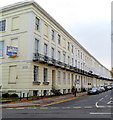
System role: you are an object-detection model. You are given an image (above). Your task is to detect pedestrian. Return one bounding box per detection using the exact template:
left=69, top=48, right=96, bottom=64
left=74, top=88, right=77, bottom=97
left=72, top=86, right=75, bottom=95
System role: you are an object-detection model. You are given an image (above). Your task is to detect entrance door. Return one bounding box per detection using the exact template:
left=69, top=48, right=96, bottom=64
left=52, top=70, right=55, bottom=88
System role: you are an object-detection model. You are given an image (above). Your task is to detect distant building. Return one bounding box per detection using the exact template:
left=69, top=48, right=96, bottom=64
left=0, top=1, right=112, bottom=97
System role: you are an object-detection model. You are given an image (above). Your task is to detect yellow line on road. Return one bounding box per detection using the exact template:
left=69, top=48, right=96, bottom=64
left=42, top=95, right=87, bottom=107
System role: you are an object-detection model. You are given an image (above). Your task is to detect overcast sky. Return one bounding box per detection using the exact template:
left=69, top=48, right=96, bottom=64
left=0, top=0, right=112, bottom=70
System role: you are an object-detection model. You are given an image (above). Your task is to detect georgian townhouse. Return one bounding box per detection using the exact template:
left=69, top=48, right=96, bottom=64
left=0, top=0, right=112, bottom=97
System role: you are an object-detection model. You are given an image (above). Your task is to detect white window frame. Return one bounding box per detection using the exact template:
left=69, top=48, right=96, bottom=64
left=0, top=41, right=4, bottom=57
left=44, top=68, right=48, bottom=82
left=63, top=72, right=66, bottom=84
left=57, top=71, right=61, bottom=84
left=51, top=30, right=54, bottom=40
left=44, top=43, right=48, bottom=56
left=35, top=39, right=39, bottom=53
left=36, top=17, right=40, bottom=30
left=58, top=51, right=61, bottom=61
left=58, top=34, right=61, bottom=44
left=34, top=66, right=39, bottom=82
left=0, top=20, right=6, bottom=31
left=51, top=47, right=54, bottom=59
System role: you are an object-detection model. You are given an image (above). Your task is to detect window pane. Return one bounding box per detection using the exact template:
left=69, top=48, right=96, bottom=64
left=34, top=66, right=38, bottom=81
left=0, top=41, right=4, bottom=57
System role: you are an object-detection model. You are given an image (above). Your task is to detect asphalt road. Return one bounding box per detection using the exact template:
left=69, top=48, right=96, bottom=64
left=2, top=90, right=113, bottom=120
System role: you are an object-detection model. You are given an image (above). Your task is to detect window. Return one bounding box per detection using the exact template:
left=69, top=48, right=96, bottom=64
left=58, top=34, right=61, bottom=44
left=35, top=39, right=39, bottom=53
left=72, top=45, right=73, bottom=53
left=63, top=72, right=66, bottom=84
left=57, top=71, right=61, bottom=84
left=75, top=48, right=77, bottom=56
left=72, top=58, right=74, bottom=66
left=0, top=41, right=4, bottom=57
left=33, top=90, right=38, bottom=96
left=44, top=68, right=47, bottom=82
left=81, top=63, right=82, bottom=69
left=35, top=17, right=40, bottom=30
left=78, top=61, right=80, bottom=68
left=68, top=56, right=70, bottom=65
left=78, top=50, right=80, bottom=57
left=75, top=60, right=77, bottom=67
left=44, top=43, right=48, bottom=56
left=34, top=66, right=39, bottom=82
left=81, top=52, right=82, bottom=59
left=68, top=42, right=70, bottom=50
left=51, top=47, right=54, bottom=59
left=0, top=20, right=6, bottom=31
left=51, top=30, right=54, bottom=40
left=68, top=73, right=70, bottom=84
left=58, top=51, right=60, bottom=61
left=63, top=53, right=66, bottom=63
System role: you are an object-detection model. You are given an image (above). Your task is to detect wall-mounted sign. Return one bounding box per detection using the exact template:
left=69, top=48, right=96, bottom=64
left=77, top=79, right=80, bottom=84
left=21, top=66, right=30, bottom=69
left=7, top=46, right=18, bottom=56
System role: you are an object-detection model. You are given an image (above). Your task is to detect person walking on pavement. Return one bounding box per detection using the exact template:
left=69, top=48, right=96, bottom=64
left=72, top=86, right=77, bottom=97
left=74, top=88, right=77, bottom=97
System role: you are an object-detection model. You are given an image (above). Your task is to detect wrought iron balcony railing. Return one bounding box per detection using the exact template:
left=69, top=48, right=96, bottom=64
left=33, top=52, right=112, bottom=81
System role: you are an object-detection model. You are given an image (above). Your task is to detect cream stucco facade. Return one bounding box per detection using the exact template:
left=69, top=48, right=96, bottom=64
left=0, top=1, right=112, bottom=97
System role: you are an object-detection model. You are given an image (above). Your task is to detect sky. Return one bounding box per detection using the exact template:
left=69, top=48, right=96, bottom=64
left=0, top=0, right=112, bottom=70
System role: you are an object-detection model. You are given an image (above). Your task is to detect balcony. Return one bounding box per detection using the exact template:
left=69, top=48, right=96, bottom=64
left=33, top=52, right=111, bottom=80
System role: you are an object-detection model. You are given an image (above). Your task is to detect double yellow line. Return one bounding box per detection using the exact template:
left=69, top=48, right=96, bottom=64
left=42, top=95, right=87, bottom=107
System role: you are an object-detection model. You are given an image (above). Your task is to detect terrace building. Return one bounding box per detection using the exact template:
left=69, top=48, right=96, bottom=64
left=0, top=1, right=112, bottom=97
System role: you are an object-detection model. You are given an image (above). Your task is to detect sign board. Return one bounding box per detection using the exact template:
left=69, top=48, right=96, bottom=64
left=7, top=46, right=18, bottom=56
left=77, top=79, right=80, bottom=84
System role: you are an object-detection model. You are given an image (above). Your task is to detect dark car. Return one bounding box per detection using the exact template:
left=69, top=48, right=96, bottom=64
left=87, top=88, right=99, bottom=95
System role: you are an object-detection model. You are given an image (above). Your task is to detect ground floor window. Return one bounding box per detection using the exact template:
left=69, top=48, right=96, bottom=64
left=34, top=66, right=39, bottom=82
left=33, top=90, right=38, bottom=96
left=63, top=89, right=66, bottom=94
left=44, top=68, right=48, bottom=82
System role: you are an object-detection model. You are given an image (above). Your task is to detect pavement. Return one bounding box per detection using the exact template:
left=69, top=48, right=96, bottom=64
left=0, top=92, right=87, bottom=108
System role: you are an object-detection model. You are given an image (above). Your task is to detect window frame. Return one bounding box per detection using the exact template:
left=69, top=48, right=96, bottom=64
left=0, top=41, right=4, bottom=57
left=35, top=17, right=40, bottom=30
left=58, top=34, right=61, bottom=44
left=0, top=20, right=6, bottom=32
left=34, top=66, right=39, bottom=82
left=43, top=68, right=48, bottom=82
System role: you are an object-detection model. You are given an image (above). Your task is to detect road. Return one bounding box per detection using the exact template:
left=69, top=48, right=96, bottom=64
left=2, top=90, right=113, bottom=120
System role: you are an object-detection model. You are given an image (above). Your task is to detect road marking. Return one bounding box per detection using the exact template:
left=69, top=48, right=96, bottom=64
left=99, top=98, right=103, bottom=101
left=50, top=107, right=58, bottom=109
left=84, top=106, right=92, bottom=108
left=73, top=107, right=81, bottom=109
left=41, top=95, right=87, bottom=107
left=90, top=112, right=113, bottom=115
left=95, top=102, right=106, bottom=108
left=110, top=97, right=112, bottom=100
left=15, top=108, right=24, bottom=109
left=40, top=107, right=48, bottom=109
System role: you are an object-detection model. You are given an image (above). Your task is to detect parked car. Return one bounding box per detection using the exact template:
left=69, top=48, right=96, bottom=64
left=107, top=85, right=112, bottom=90
left=99, top=86, right=105, bottom=92
left=87, top=88, right=99, bottom=95
left=97, top=87, right=103, bottom=93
